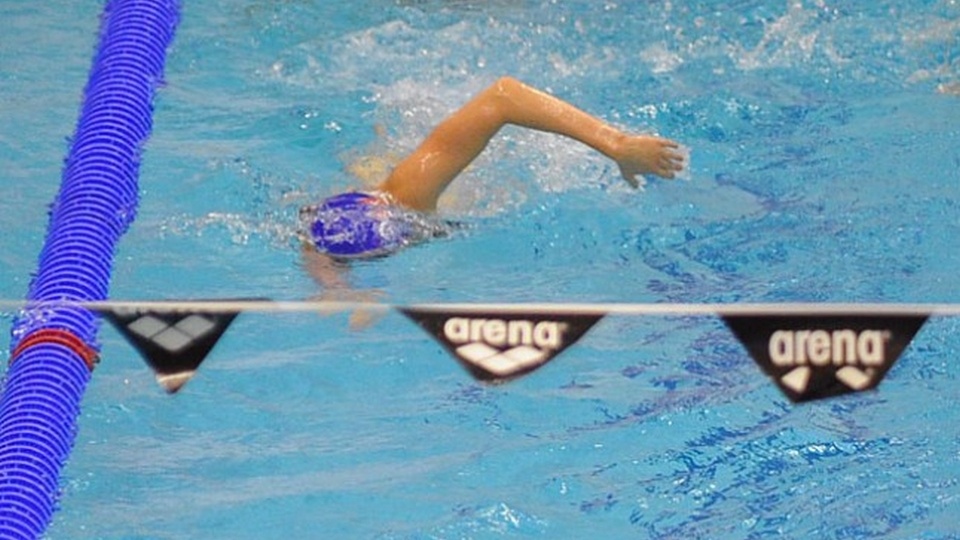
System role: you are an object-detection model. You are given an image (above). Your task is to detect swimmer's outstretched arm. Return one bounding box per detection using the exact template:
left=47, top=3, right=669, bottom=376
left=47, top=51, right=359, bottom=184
left=377, top=76, right=685, bottom=212
left=300, top=245, right=385, bottom=329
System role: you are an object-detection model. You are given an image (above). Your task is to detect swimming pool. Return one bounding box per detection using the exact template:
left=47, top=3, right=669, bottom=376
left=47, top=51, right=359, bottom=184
left=2, top=0, right=959, bottom=538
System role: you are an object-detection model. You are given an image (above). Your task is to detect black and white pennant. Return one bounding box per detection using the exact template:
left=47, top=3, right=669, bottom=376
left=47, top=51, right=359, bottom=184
left=722, top=313, right=929, bottom=402
left=401, top=307, right=604, bottom=382
left=101, top=302, right=245, bottom=393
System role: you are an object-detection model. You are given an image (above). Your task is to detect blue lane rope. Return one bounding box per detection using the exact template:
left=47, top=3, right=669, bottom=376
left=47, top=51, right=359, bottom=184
left=0, top=1, right=179, bottom=537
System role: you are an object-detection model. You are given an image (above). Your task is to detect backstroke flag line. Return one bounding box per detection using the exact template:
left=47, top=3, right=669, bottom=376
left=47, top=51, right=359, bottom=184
left=8, top=298, right=937, bottom=401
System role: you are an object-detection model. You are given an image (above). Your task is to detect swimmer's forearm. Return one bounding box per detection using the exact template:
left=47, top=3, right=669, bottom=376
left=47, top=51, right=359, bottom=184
left=492, top=77, right=683, bottom=182
left=489, top=76, right=625, bottom=159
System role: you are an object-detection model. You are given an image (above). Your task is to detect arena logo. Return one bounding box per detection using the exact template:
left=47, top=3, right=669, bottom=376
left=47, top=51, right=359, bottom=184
left=723, top=314, right=929, bottom=403
left=102, top=304, right=244, bottom=394
left=768, top=328, right=890, bottom=367
left=443, top=317, right=566, bottom=350
left=402, top=308, right=604, bottom=381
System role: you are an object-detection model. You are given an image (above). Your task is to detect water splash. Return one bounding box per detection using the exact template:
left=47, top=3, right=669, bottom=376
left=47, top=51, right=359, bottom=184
left=734, top=1, right=821, bottom=70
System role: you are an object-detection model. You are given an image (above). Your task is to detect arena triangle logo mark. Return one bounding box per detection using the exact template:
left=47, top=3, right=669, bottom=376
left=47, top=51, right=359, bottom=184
left=400, top=308, right=604, bottom=382
left=100, top=301, right=251, bottom=393
left=722, top=313, right=929, bottom=403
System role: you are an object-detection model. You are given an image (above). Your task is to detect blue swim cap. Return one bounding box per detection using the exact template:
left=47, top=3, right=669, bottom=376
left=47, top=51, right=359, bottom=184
left=304, top=192, right=413, bottom=258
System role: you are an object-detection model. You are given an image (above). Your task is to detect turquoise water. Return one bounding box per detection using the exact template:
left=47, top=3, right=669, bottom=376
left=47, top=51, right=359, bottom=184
left=2, top=0, right=960, bottom=538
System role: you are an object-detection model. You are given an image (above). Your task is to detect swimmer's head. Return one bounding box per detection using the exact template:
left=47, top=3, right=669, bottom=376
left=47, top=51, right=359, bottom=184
left=301, top=192, right=412, bottom=259
left=301, top=191, right=461, bottom=260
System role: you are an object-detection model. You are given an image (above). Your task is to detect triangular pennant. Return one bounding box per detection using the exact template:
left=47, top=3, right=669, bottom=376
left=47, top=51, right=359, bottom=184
left=722, top=313, right=929, bottom=402
left=400, top=307, right=604, bottom=382
left=101, top=302, right=248, bottom=393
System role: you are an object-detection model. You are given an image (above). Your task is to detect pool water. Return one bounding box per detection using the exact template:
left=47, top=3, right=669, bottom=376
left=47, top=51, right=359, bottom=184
left=2, top=0, right=959, bottom=538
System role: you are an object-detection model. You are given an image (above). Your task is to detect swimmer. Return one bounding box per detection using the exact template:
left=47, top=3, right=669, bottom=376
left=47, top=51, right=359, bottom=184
left=301, top=76, right=686, bottom=310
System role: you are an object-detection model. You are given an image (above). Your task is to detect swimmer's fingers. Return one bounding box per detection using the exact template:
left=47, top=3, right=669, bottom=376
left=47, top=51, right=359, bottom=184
left=619, top=166, right=643, bottom=189
left=347, top=289, right=388, bottom=330
left=660, top=154, right=685, bottom=178
left=308, top=289, right=386, bottom=319
left=349, top=308, right=387, bottom=331
left=307, top=292, right=352, bottom=317
left=662, top=146, right=684, bottom=165
left=657, top=142, right=688, bottom=179
left=658, top=138, right=680, bottom=150
left=613, top=135, right=685, bottom=186
left=619, top=156, right=684, bottom=185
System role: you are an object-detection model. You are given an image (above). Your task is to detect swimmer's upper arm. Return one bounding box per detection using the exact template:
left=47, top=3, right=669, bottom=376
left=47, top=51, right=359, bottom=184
left=378, top=81, right=511, bottom=212
left=377, top=134, right=458, bottom=212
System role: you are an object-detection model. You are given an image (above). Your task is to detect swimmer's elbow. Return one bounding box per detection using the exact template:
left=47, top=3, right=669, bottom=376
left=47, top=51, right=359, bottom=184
left=492, top=76, right=523, bottom=97
left=483, top=76, right=528, bottom=124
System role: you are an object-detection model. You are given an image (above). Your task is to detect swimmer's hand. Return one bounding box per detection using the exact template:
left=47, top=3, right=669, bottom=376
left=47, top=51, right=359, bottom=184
left=309, top=289, right=387, bottom=330
left=612, top=135, right=686, bottom=188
